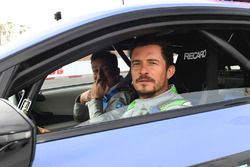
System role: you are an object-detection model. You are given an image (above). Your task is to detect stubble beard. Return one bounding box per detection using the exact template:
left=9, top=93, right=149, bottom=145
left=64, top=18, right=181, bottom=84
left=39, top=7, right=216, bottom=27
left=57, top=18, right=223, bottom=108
left=137, top=82, right=168, bottom=99
left=136, top=84, right=158, bottom=99
left=138, top=91, right=156, bottom=99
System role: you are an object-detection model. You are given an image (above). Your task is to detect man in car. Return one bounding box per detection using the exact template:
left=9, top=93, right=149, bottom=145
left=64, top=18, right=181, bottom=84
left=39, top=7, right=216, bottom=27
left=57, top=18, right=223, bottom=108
left=73, top=50, right=136, bottom=122
left=122, top=37, right=191, bottom=118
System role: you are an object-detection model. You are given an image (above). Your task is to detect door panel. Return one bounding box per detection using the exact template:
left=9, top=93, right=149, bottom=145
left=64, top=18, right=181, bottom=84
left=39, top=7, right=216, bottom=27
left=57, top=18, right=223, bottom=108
left=32, top=84, right=91, bottom=128
left=35, top=85, right=91, bottom=116
left=33, top=104, right=250, bottom=167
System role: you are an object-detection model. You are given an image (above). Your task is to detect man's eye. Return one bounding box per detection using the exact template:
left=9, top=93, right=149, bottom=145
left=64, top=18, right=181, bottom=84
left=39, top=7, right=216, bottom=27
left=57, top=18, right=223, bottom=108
left=149, top=61, right=158, bottom=65
left=132, top=62, right=140, bottom=66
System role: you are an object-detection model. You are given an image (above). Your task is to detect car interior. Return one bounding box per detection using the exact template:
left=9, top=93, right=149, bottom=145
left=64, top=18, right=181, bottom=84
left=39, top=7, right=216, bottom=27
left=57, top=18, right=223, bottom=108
left=7, top=28, right=250, bottom=134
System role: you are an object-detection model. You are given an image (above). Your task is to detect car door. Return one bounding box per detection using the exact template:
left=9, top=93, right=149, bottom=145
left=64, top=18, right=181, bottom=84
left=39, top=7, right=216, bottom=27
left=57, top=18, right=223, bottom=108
left=34, top=104, right=250, bottom=167
left=1, top=2, right=250, bottom=167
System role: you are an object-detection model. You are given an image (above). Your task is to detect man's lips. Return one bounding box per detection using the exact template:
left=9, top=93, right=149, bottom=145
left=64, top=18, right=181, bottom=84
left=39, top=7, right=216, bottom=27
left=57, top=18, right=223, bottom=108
left=137, top=79, right=152, bottom=82
left=136, top=76, right=154, bottom=83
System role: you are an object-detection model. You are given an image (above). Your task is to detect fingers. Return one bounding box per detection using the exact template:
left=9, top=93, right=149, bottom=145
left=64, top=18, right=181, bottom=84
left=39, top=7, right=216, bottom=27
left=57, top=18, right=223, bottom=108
left=80, top=90, right=92, bottom=103
left=91, top=82, right=108, bottom=99
left=81, top=81, right=109, bottom=102
left=38, top=127, right=50, bottom=134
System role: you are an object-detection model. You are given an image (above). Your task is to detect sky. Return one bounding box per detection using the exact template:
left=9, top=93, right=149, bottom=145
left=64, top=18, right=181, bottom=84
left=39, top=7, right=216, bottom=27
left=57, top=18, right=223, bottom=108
left=0, top=0, right=123, bottom=29
left=0, top=0, right=219, bottom=31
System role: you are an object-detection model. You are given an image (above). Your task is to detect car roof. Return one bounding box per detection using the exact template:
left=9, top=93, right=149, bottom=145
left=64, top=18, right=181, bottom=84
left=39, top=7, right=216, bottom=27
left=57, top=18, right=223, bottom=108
left=0, top=0, right=250, bottom=61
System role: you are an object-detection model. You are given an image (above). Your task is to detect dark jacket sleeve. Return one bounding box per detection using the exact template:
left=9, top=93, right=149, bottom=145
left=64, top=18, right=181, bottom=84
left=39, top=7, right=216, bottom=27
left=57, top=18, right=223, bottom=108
left=73, top=95, right=90, bottom=122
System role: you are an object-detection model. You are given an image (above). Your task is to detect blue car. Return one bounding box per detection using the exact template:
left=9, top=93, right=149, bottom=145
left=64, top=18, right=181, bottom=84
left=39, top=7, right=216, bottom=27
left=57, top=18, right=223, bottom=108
left=1, top=1, right=250, bottom=166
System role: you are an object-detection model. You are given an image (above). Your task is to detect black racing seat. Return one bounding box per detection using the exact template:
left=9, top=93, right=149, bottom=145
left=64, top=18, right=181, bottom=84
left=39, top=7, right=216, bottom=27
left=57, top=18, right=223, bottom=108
left=170, top=31, right=218, bottom=94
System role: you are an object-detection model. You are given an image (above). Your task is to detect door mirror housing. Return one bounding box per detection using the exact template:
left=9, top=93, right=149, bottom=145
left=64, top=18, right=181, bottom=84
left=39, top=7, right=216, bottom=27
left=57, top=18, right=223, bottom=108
left=0, top=99, right=36, bottom=167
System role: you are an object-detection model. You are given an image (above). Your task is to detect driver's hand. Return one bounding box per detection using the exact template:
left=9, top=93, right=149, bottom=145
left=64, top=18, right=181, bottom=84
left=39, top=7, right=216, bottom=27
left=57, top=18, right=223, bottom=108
left=38, top=127, right=50, bottom=134
left=91, top=80, right=109, bottom=99
left=80, top=90, right=92, bottom=103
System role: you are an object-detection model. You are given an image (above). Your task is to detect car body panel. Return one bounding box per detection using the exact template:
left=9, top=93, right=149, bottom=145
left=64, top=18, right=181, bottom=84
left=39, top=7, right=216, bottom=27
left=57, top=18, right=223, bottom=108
left=33, top=104, right=250, bottom=167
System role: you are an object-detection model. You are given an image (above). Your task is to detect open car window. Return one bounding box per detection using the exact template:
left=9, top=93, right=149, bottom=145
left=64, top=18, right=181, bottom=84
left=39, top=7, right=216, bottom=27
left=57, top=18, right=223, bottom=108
left=26, top=51, right=131, bottom=131
left=4, top=11, right=250, bottom=137
left=28, top=30, right=250, bottom=132
left=15, top=31, right=249, bottom=132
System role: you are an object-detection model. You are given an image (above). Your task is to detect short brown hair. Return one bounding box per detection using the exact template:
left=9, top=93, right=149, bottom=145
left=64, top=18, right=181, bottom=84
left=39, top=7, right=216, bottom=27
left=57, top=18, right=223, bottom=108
left=130, top=36, right=174, bottom=67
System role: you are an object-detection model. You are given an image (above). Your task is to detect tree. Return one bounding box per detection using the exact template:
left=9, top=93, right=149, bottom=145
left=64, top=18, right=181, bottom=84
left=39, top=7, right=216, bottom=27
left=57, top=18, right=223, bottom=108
left=0, top=23, right=7, bottom=46
left=0, top=22, right=29, bottom=46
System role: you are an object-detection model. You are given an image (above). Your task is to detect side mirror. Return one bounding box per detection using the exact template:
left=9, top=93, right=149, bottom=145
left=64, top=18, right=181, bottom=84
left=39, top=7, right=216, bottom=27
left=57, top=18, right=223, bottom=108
left=0, top=98, right=36, bottom=167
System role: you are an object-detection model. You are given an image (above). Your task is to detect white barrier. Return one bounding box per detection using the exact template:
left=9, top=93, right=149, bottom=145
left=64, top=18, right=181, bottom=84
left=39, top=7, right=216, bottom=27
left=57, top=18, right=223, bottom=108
left=47, top=58, right=129, bottom=78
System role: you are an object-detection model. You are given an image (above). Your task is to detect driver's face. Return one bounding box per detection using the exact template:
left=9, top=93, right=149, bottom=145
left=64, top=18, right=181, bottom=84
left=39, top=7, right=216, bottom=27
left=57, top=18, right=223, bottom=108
left=131, top=44, right=174, bottom=99
left=91, top=58, right=118, bottom=88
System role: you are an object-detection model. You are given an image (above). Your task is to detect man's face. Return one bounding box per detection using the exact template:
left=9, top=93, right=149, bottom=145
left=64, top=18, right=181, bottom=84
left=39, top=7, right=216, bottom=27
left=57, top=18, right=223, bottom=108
left=131, top=44, right=175, bottom=99
left=91, top=58, right=119, bottom=88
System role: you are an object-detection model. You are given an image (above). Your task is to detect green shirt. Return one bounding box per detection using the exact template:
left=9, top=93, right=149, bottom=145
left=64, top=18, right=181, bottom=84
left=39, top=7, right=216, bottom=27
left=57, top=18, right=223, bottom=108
left=122, top=85, right=191, bottom=118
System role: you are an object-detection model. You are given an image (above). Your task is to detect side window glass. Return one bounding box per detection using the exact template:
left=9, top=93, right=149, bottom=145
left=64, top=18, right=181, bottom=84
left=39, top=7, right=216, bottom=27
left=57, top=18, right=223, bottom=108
left=42, top=53, right=129, bottom=90
left=42, top=56, right=93, bottom=90
left=33, top=52, right=130, bottom=133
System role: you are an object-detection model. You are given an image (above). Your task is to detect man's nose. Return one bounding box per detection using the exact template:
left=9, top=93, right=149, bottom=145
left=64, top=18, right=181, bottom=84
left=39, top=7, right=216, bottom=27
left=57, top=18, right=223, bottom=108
left=139, top=63, right=148, bottom=74
left=97, top=68, right=105, bottom=78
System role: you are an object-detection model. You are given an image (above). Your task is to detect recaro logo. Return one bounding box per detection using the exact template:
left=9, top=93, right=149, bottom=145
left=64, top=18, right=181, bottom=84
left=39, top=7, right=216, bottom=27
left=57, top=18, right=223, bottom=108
left=183, top=49, right=206, bottom=60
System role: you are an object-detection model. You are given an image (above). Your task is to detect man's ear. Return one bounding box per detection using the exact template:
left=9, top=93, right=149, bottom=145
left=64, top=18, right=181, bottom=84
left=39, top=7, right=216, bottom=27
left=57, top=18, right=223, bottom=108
left=167, top=65, right=175, bottom=79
